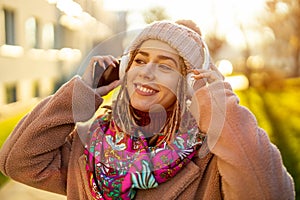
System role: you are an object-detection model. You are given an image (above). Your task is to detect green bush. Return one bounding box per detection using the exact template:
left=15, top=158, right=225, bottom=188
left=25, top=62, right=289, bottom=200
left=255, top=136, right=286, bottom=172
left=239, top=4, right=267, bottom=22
left=236, top=79, right=300, bottom=199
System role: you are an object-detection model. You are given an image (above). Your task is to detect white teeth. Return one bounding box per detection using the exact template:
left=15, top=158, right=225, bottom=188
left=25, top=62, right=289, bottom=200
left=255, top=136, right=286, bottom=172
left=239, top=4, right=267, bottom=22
left=137, top=85, right=155, bottom=94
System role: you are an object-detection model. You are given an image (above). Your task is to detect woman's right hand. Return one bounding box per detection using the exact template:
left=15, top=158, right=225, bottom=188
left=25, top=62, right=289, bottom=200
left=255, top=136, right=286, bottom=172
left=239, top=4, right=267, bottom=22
left=81, top=55, right=120, bottom=96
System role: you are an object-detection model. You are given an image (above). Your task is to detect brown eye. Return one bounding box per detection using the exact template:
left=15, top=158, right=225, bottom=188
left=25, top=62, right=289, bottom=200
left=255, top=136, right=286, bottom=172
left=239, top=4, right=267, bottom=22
left=134, top=58, right=146, bottom=65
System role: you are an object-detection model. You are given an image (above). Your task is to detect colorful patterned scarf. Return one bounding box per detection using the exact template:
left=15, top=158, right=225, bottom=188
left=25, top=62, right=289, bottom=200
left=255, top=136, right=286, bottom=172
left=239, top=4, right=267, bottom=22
left=84, top=113, right=202, bottom=200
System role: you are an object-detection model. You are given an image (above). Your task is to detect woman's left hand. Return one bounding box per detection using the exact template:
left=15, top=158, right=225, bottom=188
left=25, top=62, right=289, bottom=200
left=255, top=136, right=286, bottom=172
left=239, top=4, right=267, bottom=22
left=189, top=63, right=224, bottom=85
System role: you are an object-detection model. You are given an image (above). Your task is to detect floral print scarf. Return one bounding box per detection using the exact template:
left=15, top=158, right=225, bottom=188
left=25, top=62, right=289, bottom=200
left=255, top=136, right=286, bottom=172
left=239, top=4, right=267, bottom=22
left=84, top=114, right=202, bottom=200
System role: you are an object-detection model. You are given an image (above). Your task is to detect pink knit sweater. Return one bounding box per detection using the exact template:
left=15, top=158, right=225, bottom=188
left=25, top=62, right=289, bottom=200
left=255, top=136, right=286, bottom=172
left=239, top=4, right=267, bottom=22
left=0, top=76, right=295, bottom=200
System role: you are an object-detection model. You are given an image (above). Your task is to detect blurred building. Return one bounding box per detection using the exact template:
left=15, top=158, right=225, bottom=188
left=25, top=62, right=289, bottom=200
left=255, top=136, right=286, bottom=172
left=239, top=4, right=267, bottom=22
left=0, top=0, right=126, bottom=106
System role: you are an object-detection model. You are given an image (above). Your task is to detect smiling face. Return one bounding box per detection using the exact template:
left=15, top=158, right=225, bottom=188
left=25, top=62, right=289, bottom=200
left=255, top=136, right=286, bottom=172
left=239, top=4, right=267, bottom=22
left=126, top=40, right=182, bottom=112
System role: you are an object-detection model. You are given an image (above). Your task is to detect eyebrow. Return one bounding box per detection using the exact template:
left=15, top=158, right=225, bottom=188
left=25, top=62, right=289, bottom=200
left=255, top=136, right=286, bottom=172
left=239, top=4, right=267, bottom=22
left=137, top=51, right=178, bottom=67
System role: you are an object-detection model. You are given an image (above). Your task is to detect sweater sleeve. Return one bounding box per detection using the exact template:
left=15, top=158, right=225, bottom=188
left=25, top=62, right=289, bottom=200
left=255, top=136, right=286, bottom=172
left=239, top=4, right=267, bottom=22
left=0, top=76, right=103, bottom=195
left=190, top=81, right=295, bottom=199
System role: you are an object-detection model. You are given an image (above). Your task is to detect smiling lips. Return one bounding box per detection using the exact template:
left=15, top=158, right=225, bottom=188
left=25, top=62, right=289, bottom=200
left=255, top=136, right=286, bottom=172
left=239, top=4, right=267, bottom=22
left=135, top=83, right=158, bottom=96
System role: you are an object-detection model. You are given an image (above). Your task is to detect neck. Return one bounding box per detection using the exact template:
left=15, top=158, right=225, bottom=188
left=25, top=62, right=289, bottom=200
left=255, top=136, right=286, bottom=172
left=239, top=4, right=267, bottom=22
left=130, top=105, right=173, bottom=137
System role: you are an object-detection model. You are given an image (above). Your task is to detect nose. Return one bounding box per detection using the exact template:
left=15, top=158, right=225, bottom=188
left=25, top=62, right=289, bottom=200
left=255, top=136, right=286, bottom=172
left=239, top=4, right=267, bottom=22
left=138, top=62, right=155, bottom=80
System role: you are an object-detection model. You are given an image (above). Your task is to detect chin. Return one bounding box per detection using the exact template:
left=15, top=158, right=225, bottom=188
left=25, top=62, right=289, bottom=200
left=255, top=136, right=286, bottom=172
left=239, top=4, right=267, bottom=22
left=131, top=103, right=150, bottom=112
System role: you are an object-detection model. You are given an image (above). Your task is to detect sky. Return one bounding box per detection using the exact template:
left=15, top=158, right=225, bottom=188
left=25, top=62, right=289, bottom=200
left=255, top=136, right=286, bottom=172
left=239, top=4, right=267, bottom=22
left=103, top=0, right=267, bottom=48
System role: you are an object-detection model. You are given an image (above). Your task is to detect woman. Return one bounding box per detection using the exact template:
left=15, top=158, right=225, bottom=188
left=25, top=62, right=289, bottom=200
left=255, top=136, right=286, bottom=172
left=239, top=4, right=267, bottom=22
left=0, top=20, right=295, bottom=199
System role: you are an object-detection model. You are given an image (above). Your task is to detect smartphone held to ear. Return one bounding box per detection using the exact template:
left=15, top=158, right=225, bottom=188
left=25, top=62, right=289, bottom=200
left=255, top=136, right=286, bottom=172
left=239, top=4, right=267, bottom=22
left=93, top=60, right=120, bottom=88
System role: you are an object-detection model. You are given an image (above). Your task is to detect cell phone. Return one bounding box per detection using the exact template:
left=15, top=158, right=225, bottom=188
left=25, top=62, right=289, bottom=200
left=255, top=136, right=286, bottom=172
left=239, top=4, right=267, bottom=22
left=93, top=60, right=120, bottom=88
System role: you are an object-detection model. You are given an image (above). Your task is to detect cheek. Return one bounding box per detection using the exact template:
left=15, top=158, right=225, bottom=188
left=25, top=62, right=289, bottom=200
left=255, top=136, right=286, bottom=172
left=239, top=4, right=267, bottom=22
left=126, top=69, right=135, bottom=81
left=160, top=87, right=177, bottom=109
left=158, top=76, right=181, bottom=94
left=163, top=89, right=177, bottom=101
left=125, top=71, right=136, bottom=92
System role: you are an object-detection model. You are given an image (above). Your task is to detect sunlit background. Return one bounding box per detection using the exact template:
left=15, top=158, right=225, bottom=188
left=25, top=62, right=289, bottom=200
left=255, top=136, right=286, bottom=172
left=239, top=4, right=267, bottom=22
left=0, top=0, right=299, bottom=199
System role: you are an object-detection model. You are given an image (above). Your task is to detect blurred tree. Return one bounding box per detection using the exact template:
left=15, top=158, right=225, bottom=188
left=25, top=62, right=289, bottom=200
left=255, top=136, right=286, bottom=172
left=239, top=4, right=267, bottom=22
left=142, top=6, right=170, bottom=24
left=259, top=2, right=300, bottom=196
left=205, top=34, right=226, bottom=60
left=262, top=0, right=300, bottom=77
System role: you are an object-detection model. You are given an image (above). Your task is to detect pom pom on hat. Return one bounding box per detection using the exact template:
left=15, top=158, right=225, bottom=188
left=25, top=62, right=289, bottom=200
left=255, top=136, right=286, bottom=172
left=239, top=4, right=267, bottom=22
left=175, top=19, right=202, bottom=36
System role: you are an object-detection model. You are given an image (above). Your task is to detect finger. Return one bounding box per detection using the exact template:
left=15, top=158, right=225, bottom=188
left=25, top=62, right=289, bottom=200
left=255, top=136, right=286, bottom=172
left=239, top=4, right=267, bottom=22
left=89, top=55, right=112, bottom=67
left=210, top=63, right=225, bottom=80
left=84, top=55, right=119, bottom=88
left=107, top=55, right=120, bottom=67
left=193, top=79, right=206, bottom=90
left=96, top=80, right=120, bottom=96
left=84, top=56, right=107, bottom=87
left=97, top=56, right=119, bottom=69
left=188, top=69, right=209, bottom=75
left=193, top=72, right=220, bottom=84
left=210, top=63, right=218, bottom=71
left=89, top=56, right=103, bottom=67
left=88, top=57, right=96, bottom=67
left=193, top=72, right=213, bottom=80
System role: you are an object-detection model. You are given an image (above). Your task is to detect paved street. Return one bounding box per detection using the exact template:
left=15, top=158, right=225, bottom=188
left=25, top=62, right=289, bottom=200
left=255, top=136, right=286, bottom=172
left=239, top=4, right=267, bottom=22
left=0, top=180, right=66, bottom=200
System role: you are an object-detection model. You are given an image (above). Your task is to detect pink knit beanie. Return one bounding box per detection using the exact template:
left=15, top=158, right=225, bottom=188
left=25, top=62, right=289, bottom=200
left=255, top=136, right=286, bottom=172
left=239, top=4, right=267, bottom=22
left=120, top=20, right=210, bottom=75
